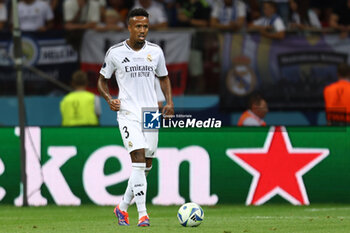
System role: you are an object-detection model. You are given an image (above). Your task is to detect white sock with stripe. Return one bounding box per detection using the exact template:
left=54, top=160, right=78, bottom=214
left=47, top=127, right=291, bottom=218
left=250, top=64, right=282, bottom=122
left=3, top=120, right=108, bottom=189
left=119, top=165, right=152, bottom=212
left=130, top=163, right=148, bottom=219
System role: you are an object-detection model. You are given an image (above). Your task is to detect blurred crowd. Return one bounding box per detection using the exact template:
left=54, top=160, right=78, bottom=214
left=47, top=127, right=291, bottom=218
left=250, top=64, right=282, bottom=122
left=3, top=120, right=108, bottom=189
left=0, top=0, right=350, bottom=37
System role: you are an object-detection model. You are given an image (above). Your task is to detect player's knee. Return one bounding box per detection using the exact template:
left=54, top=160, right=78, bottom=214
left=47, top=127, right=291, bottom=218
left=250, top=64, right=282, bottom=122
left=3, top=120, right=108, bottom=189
left=130, top=149, right=146, bottom=162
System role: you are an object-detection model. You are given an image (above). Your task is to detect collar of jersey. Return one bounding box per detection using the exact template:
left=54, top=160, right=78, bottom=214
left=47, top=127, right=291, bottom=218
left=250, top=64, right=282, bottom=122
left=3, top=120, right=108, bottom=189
left=124, top=40, right=147, bottom=52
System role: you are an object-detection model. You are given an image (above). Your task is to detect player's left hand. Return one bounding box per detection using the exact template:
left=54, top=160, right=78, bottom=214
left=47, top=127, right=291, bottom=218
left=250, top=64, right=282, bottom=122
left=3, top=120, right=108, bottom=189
left=162, top=103, right=174, bottom=119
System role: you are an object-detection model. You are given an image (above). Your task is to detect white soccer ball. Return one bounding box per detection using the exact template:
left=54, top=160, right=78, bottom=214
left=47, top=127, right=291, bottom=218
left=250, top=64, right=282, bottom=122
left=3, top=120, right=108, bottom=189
left=177, top=202, right=204, bottom=227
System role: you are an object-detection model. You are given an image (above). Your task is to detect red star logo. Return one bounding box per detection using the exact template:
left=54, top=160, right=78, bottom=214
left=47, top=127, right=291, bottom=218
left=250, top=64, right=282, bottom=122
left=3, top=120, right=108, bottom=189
left=226, top=126, right=329, bottom=205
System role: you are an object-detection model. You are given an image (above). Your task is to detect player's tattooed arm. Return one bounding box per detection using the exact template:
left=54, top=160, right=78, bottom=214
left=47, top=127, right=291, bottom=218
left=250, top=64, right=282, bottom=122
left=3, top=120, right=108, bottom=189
left=158, top=76, right=174, bottom=118
left=97, top=74, right=120, bottom=111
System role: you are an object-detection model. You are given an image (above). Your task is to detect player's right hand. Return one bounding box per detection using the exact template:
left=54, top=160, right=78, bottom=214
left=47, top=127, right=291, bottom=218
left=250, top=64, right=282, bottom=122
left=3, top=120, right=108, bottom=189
left=108, top=99, right=120, bottom=111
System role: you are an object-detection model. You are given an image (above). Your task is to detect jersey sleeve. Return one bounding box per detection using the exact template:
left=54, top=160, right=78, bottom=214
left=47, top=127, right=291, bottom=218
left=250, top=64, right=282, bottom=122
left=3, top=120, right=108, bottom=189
left=63, top=1, right=75, bottom=22
left=273, top=18, right=286, bottom=32
left=211, top=2, right=221, bottom=19
left=237, top=1, right=247, bottom=18
left=99, top=50, right=116, bottom=79
left=42, top=2, right=54, bottom=21
left=0, top=5, right=7, bottom=22
left=253, top=18, right=264, bottom=26
left=155, top=49, right=168, bottom=77
left=87, top=1, right=100, bottom=23
left=308, top=10, right=321, bottom=29
left=154, top=7, right=168, bottom=24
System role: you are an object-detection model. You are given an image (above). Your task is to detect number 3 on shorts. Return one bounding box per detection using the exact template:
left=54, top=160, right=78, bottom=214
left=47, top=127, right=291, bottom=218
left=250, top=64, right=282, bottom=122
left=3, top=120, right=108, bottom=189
left=122, top=126, right=129, bottom=139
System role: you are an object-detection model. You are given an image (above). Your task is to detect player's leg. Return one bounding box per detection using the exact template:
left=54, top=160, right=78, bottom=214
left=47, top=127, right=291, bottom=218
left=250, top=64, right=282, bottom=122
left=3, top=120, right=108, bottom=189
left=130, top=132, right=157, bottom=226
left=115, top=119, right=148, bottom=226
left=116, top=120, right=156, bottom=226
left=118, top=157, right=152, bottom=214
left=116, top=149, right=148, bottom=226
left=133, top=132, right=157, bottom=226
left=129, top=149, right=150, bottom=226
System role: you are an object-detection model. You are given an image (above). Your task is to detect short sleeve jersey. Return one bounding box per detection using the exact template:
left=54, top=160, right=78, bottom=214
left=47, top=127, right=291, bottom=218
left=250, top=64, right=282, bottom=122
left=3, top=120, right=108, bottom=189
left=211, top=0, right=246, bottom=25
left=0, top=3, right=7, bottom=22
left=133, top=1, right=168, bottom=26
left=290, top=10, right=321, bottom=29
left=100, top=40, right=168, bottom=122
left=18, top=1, right=54, bottom=31
left=253, top=15, right=286, bottom=32
left=64, top=0, right=100, bottom=23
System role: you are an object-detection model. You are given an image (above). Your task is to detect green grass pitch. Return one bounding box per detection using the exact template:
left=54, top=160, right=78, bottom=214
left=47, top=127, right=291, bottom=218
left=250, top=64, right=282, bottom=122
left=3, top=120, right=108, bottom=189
left=0, top=204, right=349, bottom=233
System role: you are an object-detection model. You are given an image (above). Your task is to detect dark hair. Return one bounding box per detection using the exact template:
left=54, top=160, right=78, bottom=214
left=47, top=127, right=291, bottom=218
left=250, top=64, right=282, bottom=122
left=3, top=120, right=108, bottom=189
left=71, top=70, right=88, bottom=88
left=337, top=63, right=349, bottom=77
left=127, top=8, right=149, bottom=24
left=248, top=92, right=265, bottom=109
left=263, top=1, right=277, bottom=11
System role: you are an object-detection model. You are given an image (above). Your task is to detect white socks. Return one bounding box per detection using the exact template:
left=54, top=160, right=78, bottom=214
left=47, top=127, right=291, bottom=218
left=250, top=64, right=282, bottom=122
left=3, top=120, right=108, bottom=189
left=131, top=163, right=147, bottom=219
left=120, top=163, right=148, bottom=219
left=119, top=165, right=152, bottom=214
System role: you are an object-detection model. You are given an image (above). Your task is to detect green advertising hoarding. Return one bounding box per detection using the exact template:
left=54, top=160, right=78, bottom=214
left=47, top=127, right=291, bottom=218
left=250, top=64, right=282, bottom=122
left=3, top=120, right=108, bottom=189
left=0, top=126, right=349, bottom=206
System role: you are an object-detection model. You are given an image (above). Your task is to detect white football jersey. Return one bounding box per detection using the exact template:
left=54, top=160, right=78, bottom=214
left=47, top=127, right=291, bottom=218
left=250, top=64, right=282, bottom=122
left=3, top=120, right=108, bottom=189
left=18, top=1, right=54, bottom=31
left=100, top=40, right=168, bottom=122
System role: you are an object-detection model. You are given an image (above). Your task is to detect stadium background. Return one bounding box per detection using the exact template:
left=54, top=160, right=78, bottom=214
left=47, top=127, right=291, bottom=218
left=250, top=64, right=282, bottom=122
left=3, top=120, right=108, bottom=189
left=1, top=29, right=345, bottom=126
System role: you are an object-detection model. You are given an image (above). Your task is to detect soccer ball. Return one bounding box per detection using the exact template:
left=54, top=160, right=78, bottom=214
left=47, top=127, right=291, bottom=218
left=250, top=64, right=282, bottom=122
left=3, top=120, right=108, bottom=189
left=177, top=202, right=204, bottom=227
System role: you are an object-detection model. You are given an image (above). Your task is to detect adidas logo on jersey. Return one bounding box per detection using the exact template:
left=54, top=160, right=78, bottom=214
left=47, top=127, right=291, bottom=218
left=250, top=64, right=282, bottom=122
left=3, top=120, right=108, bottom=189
left=122, top=57, right=130, bottom=63
left=135, top=191, right=144, bottom=196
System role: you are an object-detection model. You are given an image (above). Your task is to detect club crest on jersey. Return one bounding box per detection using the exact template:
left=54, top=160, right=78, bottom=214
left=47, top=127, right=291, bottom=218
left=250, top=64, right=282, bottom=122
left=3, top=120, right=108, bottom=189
left=143, top=108, right=161, bottom=131
left=128, top=141, right=133, bottom=148
left=147, top=54, right=152, bottom=62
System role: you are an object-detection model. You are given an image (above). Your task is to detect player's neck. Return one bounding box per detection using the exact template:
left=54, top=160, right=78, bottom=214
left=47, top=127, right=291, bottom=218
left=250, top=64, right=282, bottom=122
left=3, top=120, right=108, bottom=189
left=126, top=39, right=145, bottom=51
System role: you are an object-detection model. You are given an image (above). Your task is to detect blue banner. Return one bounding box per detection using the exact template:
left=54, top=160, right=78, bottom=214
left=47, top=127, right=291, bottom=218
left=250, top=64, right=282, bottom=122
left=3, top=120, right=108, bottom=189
left=0, top=31, right=79, bottom=95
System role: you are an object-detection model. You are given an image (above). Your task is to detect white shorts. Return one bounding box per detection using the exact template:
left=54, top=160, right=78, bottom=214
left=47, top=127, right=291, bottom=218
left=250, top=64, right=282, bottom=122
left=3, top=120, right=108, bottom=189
left=118, top=118, right=158, bottom=158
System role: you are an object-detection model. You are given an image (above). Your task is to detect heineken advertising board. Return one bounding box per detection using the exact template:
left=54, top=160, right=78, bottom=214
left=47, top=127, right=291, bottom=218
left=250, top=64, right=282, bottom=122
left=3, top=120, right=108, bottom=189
left=0, top=127, right=349, bottom=206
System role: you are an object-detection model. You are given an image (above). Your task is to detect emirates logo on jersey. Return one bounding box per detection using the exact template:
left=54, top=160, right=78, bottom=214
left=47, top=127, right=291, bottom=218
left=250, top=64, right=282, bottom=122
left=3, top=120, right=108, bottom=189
left=124, top=65, right=154, bottom=72
left=125, top=65, right=154, bottom=78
